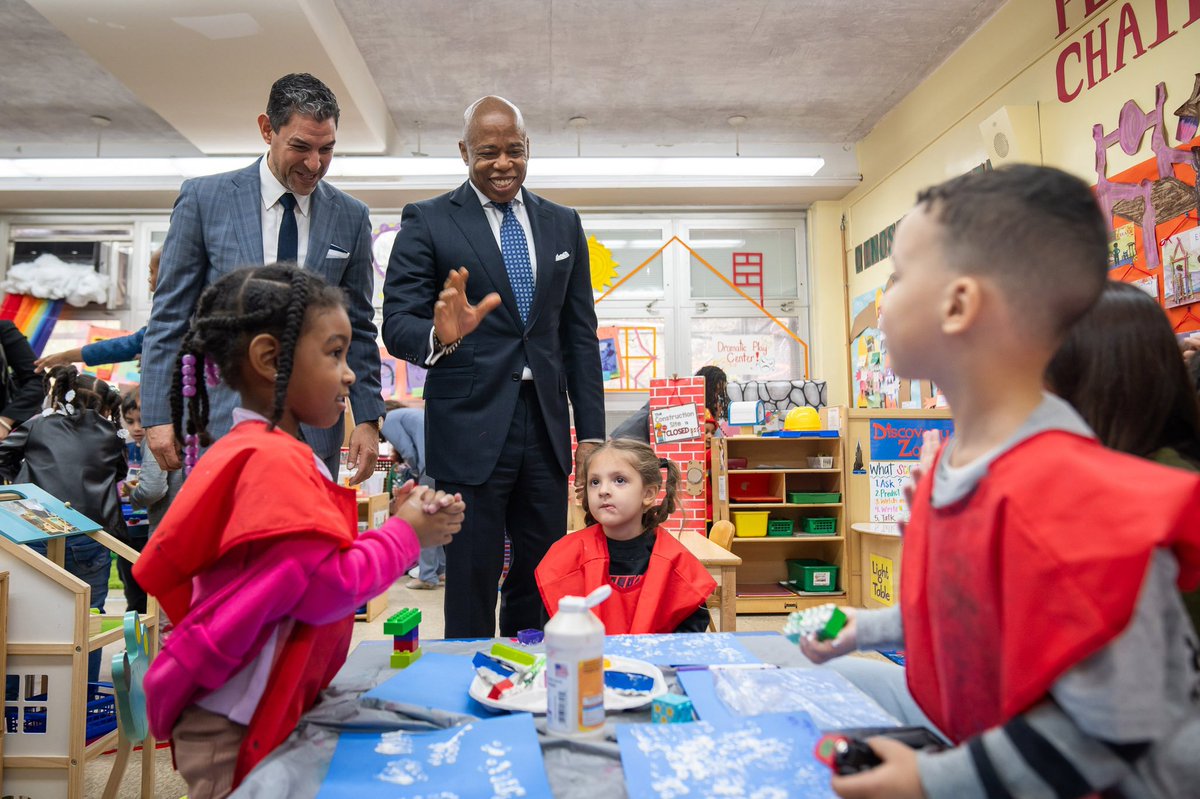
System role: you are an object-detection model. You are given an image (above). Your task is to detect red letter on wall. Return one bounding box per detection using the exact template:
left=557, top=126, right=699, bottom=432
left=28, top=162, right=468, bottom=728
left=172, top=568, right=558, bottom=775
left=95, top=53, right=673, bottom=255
left=1114, top=2, right=1145, bottom=72
left=1056, top=43, right=1084, bottom=102
left=1084, top=19, right=1110, bottom=88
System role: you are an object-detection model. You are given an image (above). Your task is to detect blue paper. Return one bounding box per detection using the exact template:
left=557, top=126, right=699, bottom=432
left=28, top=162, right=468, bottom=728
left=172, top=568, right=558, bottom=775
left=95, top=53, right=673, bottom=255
left=675, top=669, right=737, bottom=727
left=362, top=652, right=496, bottom=718
left=604, top=633, right=760, bottom=666
left=709, top=667, right=899, bottom=730
left=617, top=711, right=836, bottom=799
left=317, top=714, right=552, bottom=799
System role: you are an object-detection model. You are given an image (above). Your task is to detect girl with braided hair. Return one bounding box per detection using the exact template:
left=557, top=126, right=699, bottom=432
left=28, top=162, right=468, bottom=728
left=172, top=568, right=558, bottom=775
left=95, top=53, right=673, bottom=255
left=535, top=438, right=715, bottom=634
left=0, top=365, right=128, bottom=681
left=132, top=265, right=464, bottom=799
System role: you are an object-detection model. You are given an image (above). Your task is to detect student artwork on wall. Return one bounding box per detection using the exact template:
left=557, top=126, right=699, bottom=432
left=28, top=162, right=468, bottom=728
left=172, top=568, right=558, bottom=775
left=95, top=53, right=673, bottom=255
left=369, top=219, right=403, bottom=307
left=1096, top=74, right=1200, bottom=331
left=1109, top=222, right=1137, bottom=268
left=596, top=326, right=623, bottom=382
left=848, top=288, right=944, bottom=409
left=378, top=347, right=426, bottom=401
left=83, top=325, right=141, bottom=386
left=1163, top=228, right=1200, bottom=309
left=588, top=235, right=620, bottom=293
left=598, top=325, right=660, bottom=391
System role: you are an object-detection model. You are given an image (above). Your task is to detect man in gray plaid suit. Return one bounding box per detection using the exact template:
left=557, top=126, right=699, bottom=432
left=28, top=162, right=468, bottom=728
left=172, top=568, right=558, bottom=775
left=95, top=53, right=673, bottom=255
left=140, top=73, right=384, bottom=480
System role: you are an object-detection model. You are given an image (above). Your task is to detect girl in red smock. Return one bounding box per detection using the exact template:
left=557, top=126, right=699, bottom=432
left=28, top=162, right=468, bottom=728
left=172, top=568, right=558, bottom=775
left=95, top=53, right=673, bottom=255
left=536, top=438, right=715, bottom=634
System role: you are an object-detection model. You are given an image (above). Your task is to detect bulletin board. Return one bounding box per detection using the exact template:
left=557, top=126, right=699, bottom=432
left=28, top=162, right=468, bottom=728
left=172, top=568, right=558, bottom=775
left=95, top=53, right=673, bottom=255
left=845, top=409, right=953, bottom=607
left=1094, top=76, right=1200, bottom=331
left=848, top=287, right=945, bottom=409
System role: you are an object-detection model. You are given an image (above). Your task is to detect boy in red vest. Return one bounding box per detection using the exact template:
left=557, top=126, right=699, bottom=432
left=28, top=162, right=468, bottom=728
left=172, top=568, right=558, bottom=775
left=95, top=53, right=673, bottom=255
left=803, top=165, right=1200, bottom=798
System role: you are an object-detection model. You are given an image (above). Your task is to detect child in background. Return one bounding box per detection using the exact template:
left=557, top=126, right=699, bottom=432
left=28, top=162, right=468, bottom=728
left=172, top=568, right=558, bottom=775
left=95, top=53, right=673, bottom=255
left=801, top=166, right=1200, bottom=798
left=0, top=365, right=128, bottom=681
left=120, top=388, right=144, bottom=464
left=113, top=387, right=150, bottom=613
left=382, top=404, right=446, bottom=589
left=536, top=438, right=715, bottom=633
left=133, top=266, right=465, bottom=799
left=1046, top=279, right=1200, bottom=633
left=124, top=386, right=182, bottom=556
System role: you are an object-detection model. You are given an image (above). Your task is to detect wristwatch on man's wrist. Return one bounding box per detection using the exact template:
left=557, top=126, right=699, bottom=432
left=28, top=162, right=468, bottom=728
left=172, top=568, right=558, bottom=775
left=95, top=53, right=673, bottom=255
left=432, top=329, right=461, bottom=356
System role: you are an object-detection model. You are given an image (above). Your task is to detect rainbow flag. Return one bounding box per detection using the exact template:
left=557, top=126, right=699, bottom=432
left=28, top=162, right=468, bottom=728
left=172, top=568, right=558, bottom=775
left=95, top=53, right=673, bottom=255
left=0, top=293, right=65, bottom=356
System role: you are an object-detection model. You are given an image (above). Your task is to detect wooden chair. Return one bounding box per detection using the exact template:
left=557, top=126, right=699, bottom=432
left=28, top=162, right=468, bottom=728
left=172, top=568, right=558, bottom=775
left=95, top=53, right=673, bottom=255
left=705, top=521, right=735, bottom=631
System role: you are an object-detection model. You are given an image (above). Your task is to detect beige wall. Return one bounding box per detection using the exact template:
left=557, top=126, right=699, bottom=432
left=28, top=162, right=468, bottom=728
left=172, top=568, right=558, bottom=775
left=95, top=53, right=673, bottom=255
left=809, top=0, right=1199, bottom=402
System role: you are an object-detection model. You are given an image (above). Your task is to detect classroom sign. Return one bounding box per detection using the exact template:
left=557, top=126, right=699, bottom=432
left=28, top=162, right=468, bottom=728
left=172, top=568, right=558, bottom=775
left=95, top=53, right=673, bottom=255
left=868, top=418, right=955, bottom=461
left=868, top=418, right=954, bottom=522
left=711, top=334, right=778, bottom=373
left=869, top=554, right=895, bottom=607
left=868, top=461, right=912, bottom=523
left=651, top=404, right=702, bottom=445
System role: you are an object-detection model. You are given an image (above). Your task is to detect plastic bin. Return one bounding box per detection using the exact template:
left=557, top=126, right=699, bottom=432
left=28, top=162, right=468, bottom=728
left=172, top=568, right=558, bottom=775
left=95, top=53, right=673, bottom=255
left=787, top=559, right=839, bottom=592
left=14, top=682, right=117, bottom=741
left=730, top=473, right=777, bottom=502
left=806, top=456, right=834, bottom=469
left=800, top=517, right=838, bottom=535
left=766, top=519, right=794, bottom=537
left=732, top=511, right=770, bottom=537
left=787, top=491, right=841, bottom=504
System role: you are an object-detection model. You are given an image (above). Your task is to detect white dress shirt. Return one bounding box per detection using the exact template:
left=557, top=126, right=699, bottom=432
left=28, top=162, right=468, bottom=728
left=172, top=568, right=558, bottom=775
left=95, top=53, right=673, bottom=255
left=259, top=155, right=311, bottom=265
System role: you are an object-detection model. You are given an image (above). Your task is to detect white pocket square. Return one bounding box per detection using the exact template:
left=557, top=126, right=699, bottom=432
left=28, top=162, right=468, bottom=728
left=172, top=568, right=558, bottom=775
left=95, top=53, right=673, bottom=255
left=325, top=247, right=350, bottom=260
left=555, top=251, right=570, bottom=261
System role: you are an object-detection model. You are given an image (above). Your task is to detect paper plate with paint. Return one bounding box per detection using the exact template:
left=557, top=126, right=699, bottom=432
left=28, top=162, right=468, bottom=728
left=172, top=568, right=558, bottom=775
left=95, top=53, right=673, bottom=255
left=468, top=655, right=668, bottom=714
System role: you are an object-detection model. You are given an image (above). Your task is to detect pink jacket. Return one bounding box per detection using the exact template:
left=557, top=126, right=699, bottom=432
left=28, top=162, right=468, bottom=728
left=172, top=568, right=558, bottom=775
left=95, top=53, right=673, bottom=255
left=143, top=517, right=418, bottom=739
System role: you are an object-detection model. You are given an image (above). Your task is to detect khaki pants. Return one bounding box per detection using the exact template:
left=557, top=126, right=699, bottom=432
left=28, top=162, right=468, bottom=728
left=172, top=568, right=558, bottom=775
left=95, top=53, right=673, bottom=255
left=172, top=705, right=247, bottom=799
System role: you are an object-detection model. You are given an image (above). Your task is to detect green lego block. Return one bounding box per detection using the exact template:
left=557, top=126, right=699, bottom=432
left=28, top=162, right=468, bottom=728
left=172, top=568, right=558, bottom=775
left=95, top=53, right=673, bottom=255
left=390, top=647, right=423, bottom=669
left=490, top=642, right=538, bottom=669
left=782, top=604, right=849, bottom=643
left=383, top=608, right=422, bottom=637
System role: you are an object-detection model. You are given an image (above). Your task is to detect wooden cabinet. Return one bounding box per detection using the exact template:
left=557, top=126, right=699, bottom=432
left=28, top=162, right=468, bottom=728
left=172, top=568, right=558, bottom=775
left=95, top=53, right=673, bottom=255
left=711, top=411, right=848, bottom=615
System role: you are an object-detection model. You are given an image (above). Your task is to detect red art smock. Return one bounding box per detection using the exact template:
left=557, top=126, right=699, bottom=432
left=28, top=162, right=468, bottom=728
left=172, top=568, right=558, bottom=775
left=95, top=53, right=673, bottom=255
left=902, top=431, right=1200, bottom=744
left=536, top=524, right=716, bottom=634
left=135, top=421, right=416, bottom=784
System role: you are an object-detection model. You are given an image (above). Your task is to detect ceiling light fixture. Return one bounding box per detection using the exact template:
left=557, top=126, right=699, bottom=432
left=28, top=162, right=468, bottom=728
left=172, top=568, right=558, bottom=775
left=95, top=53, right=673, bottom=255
left=0, top=155, right=829, bottom=188
left=727, top=115, right=747, bottom=157
left=410, top=120, right=428, bottom=157
left=90, top=115, right=112, bottom=158
left=567, top=116, right=589, bottom=157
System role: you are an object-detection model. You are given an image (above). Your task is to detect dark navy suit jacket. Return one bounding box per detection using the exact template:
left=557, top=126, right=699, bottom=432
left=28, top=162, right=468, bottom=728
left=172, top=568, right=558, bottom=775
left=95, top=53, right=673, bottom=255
left=382, top=182, right=604, bottom=485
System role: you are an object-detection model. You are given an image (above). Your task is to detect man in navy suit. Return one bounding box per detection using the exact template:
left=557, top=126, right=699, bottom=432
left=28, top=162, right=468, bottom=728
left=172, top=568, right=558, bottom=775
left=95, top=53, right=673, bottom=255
left=141, top=73, right=384, bottom=479
left=384, top=96, right=605, bottom=637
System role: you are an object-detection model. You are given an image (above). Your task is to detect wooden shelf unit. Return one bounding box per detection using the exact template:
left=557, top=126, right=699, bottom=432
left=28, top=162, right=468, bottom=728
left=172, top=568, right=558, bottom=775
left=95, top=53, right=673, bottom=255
left=712, top=409, right=849, bottom=615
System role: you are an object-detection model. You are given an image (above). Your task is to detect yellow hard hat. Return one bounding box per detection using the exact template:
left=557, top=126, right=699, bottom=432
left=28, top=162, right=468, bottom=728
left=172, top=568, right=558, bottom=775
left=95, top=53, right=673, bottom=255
left=784, top=406, right=820, bottom=431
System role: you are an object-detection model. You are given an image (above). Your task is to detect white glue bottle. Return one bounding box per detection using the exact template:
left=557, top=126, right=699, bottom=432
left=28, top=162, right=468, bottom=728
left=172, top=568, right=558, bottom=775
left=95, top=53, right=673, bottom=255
left=545, top=584, right=611, bottom=738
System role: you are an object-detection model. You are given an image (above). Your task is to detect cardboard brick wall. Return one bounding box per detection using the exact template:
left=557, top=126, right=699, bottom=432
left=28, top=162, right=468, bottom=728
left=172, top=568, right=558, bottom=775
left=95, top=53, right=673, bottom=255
left=649, top=376, right=708, bottom=537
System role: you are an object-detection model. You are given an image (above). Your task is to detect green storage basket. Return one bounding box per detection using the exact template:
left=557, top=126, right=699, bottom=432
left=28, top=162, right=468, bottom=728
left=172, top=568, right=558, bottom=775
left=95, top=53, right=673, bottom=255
left=787, top=559, right=840, bottom=592
left=800, top=517, right=838, bottom=535
left=766, top=519, right=794, bottom=537
left=787, top=491, right=841, bottom=504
